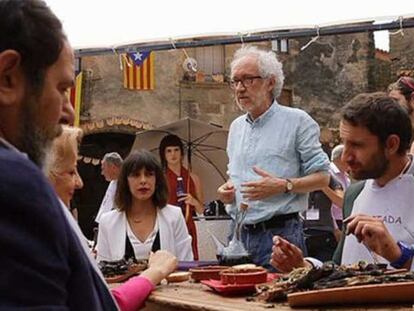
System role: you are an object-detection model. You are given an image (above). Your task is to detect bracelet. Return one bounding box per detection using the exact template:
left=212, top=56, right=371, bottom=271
left=390, top=241, right=414, bottom=269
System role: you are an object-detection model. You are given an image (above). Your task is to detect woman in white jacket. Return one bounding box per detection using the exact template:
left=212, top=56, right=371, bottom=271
left=96, top=150, right=193, bottom=262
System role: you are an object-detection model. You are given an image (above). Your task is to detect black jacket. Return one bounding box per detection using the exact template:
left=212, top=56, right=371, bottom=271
left=0, top=146, right=117, bottom=310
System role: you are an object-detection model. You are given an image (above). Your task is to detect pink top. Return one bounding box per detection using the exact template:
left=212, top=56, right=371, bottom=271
left=111, top=276, right=155, bottom=311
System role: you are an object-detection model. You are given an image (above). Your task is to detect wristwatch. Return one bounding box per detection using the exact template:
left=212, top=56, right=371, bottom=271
left=285, top=179, right=293, bottom=193
left=390, top=241, right=414, bottom=269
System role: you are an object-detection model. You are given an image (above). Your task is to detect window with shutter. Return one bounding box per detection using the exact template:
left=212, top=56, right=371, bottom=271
left=195, top=46, right=225, bottom=75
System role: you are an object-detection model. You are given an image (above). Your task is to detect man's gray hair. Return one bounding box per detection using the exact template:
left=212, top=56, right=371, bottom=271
left=331, top=144, right=344, bottom=161
left=231, top=45, right=285, bottom=98
left=103, top=152, right=123, bottom=167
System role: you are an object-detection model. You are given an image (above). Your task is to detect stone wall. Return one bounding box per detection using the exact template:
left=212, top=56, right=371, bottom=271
left=372, top=49, right=392, bottom=92
left=389, top=27, right=414, bottom=78
left=280, top=32, right=374, bottom=127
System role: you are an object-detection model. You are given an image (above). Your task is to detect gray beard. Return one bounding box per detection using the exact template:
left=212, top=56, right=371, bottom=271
left=17, top=93, right=61, bottom=168
left=18, top=124, right=51, bottom=168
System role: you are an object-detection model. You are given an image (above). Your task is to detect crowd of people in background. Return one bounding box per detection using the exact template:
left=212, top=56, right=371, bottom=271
left=1, top=0, right=414, bottom=309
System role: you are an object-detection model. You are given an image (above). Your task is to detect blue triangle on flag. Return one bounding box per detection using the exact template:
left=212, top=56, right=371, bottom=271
left=127, top=51, right=151, bottom=66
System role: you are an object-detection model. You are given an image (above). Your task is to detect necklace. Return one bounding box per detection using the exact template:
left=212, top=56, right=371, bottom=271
left=128, top=208, right=157, bottom=224
left=131, top=218, right=143, bottom=224
left=398, top=154, right=412, bottom=178
left=127, top=212, right=146, bottom=224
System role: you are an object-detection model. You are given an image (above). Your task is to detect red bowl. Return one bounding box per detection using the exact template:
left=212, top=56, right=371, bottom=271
left=220, top=267, right=267, bottom=285
left=190, top=265, right=228, bottom=281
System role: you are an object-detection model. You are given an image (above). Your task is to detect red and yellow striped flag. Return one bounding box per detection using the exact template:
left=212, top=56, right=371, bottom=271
left=122, top=52, right=155, bottom=90
left=69, top=71, right=83, bottom=127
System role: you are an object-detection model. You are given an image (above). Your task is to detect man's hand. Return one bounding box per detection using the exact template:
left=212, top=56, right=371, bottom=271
left=241, top=166, right=287, bottom=201
left=217, top=180, right=235, bottom=204
left=140, top=250, right=178, bottom=285
left=270, top=236, right=309, bottom=273
left=344, top=214, right=401, bottom=263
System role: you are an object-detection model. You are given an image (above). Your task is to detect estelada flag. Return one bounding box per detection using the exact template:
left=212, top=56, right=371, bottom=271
left=69, top=71, right=83, bottom=127
left=122, top=51, right=155, bottom=90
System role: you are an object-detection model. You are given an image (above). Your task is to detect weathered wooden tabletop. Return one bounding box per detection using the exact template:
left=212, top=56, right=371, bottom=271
left=144, top=281, right=285, bottom=311
left=141, top=281, right=413, bottom=311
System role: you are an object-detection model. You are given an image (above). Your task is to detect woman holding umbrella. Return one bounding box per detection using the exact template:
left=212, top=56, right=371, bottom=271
left=159, top=134, right=205, bottom=260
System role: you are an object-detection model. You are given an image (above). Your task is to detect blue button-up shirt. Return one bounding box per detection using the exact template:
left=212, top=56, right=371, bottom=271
left=226, top=101, right=330, bottom=224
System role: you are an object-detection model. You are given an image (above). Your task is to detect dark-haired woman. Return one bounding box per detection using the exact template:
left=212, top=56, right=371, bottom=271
left=159, top=134, right=204, bottom=260
left=96, top=150, right=193, bottom=263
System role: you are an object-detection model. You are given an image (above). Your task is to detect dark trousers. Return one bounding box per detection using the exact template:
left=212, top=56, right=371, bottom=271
left=304, top=229, right=337, bottom=262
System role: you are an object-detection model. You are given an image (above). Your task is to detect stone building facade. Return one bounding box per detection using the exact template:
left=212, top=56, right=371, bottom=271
left=389, top=27, right=414, bottom=78
left=81, top=47, right=235, bottom=130
left=80, top=32, right=380, bottom=130
left=279, top=32, right=376, bottom=127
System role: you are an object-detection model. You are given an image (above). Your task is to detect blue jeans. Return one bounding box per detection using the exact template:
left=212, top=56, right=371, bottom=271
left=229, top=217, right=306, bottom=271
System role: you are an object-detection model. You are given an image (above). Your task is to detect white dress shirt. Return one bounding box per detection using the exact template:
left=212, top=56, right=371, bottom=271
left=95, top=180, right=117, bottom=223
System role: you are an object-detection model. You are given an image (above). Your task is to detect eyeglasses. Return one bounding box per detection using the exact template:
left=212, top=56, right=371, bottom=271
left=230, top=76, right=263, bottom=89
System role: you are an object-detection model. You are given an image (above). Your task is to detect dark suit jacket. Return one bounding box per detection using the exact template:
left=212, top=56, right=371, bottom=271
left=0, top=146, right=117, bottom=310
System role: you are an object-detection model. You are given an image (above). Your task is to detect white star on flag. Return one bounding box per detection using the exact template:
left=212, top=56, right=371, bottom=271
left=133, top=52, right=143, bottom=61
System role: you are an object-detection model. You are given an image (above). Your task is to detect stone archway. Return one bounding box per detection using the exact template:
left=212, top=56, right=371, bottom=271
left=74, top=117, right=152, bottom=239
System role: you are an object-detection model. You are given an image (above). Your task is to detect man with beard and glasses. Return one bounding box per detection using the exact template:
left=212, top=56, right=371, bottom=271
left=0, top=1, right=177, bottom=310
left=271, top=93, right=414, bottom=272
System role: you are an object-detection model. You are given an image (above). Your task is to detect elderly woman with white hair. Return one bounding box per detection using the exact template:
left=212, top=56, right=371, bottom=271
left=46, top=125, right=84, bottom=219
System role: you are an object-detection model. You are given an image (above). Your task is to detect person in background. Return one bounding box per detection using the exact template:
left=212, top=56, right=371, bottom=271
left=95, top=152, right=123, bottom=223
left=217, top=45, right=330, bottom=269
left=388, top=76, right=414, bottom=153
left=271, top=93, right=414, bottom=272
left=303, top=170, right=343, bottom=262
left=97, top=150, right=193, bottom=263
left=159, top=134, right=204, bottom=260
left=325, top=144, right=350, bottom=233
left=46, top=125, right=83, bottom=219
left=0, top=1, right=177, bottom=309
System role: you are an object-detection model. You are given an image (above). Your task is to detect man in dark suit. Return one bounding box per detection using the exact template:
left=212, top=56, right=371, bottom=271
left=0, top=0, right=117, bottom=309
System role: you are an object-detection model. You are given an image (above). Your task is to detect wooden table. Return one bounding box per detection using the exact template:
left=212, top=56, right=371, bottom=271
left=142, top=281, right=414, bottom=311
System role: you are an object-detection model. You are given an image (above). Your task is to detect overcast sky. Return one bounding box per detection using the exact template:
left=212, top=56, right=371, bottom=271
left=45, top=0, right=414, bottom=50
